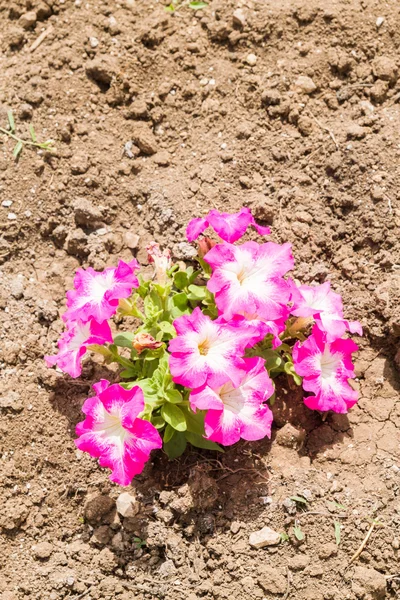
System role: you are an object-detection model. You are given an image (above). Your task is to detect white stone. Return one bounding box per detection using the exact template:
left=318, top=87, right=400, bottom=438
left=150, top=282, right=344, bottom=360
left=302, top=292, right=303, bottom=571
left=116, top=492, right=139, bottom=518
left=233, top=8, right=246, bottom=27
left=249, top=526, right=281, bottom=548
left=7, top=213, right=17, bottom=220
left=2, top=200, right=12, bottom=207
left=295, top=75, right=317, bottom=94
left=245, top=53, right=257, bottom=67
left=376, top=16, right=385, bottom=28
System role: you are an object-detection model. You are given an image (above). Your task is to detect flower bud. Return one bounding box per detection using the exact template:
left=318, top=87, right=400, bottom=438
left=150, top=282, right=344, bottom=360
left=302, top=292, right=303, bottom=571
left=146, top=242, right=172, bottom=285
left=198, top=236, right=217, bottom=259
left=133, top=332, right=162, bottom=354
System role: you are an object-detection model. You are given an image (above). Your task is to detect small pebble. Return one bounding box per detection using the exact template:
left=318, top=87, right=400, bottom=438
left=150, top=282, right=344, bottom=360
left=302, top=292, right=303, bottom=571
left=376, top=16, right=385, bottom=28
left=245, top=53, right=257, bottom=66
left=8, top=213, right=17, bottom=220
left=2, top=200, right=12, bottom=207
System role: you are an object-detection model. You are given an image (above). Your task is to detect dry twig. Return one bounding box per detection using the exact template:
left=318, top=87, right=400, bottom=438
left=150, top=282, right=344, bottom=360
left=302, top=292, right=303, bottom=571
left=349, top=522, right=375, bottom=564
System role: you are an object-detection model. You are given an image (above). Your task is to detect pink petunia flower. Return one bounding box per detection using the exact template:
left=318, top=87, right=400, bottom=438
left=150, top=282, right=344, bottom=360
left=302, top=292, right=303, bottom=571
left=75, top=380, right=162, bottom=486
left=45, top=319, right=113, bottom=378
left=290, top=281, right=362, bottom=341
left=204, top=241, right=294, bottom=321
left=168, top=307, right=265, bottom=389
left=186, top=207, right=270, bottom=244
left=190, top=357, right=274, bottom=445
left=292, top=326, right=358, bottom=414
left=63, top=260, right=140, bottom=324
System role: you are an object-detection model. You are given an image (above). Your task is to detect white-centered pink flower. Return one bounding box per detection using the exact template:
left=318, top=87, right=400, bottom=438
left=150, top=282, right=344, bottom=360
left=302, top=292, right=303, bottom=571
left=290, top=281, right=362, bottom=341
left=204, top=241, right=294, bottom=321
left=292, top=326, right=358, bottom=414
left=190, top=357, right=274, bottom=446
left=168, top=307, right=265, bottom=389
left=186, top=207, right=270, bottom=244
left=63, top=260, right=140, bottom=324
left=45, top=319, right=113, bottom=378
left=75, top=380, right=162, bottom=486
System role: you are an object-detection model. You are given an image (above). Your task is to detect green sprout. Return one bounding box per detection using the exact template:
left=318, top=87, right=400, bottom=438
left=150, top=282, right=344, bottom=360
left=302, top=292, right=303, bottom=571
left=0, top=110, right=55, bottom=159
left=165, top=0, right=208, bottom=13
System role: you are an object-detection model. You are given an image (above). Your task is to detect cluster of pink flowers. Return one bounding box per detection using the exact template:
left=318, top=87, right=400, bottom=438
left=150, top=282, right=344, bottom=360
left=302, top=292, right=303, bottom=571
left=45, top=206, right=362, bottom=486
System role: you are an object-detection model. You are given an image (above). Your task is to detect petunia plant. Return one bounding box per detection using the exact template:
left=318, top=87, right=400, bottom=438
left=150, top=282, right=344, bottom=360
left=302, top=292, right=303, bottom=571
left=45, top=207, right=362, bottom=486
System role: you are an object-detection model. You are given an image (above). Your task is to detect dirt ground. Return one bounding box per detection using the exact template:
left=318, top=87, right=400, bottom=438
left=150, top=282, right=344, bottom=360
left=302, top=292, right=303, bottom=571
left=0, top=0, right=400, bottom=598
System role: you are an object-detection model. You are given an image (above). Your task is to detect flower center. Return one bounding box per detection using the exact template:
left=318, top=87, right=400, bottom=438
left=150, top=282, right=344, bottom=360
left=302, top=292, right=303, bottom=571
left=90, top=271, right=115, bottom=301
left=319, top=348, right=340, bottom=380
left=198, top=339, right=210, bottom=355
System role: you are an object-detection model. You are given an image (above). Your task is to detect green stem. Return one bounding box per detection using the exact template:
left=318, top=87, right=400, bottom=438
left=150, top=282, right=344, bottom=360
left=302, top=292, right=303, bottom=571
left=0, top=127, right=53, bottom=150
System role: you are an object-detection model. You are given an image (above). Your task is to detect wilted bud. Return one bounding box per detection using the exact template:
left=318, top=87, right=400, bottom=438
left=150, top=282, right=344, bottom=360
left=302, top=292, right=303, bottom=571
left=146, top=242, right=172, bottom=285
left=133, top=332, right=162, bottom=354
left=198, top=236, right=217, bottom=259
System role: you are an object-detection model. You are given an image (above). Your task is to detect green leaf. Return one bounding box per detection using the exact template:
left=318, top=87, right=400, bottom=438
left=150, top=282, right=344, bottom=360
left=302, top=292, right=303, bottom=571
left=151, top=415, right=165, bottom=430
left=29, top=124, right=37, bottom=142
left=171, top=292, right=188, bottom=310
left=187, top=284, right=206, bottom=301
left=334, top=521, right=341, bottom=545
left=86, top=343, right=113, bottom=358
left=113, top=332, right=135, bottom=348
left=161, top=403, right=187, bottom=432
left=280, top=532, right=289, bottom=542
left=293, top=524, right=304, bottom=541
left=174, top=271, right=189, bottom=290
left=7, top=110, right=15, bottom=133
left=185, top=431, right=223, bottom=452
left=159, top=321, right=176, bottom=337
left=165, top=389, right=183, bottom=404
left=13, top=140, right=23, bottom=158
left=164, top=430, right=187, bottom=459
left=164, top=3, right=175, bottom=12
left=181, top=406, right=206, bottom=436
left=290, top=495, right=308, bottom=505
left=189, top=1, right=208, bottom=9
left=163, top=423, right=175, bottom=443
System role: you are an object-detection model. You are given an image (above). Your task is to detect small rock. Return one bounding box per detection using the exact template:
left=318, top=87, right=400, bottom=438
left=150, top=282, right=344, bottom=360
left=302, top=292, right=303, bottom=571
left=261, top=89, right=281, bottom=106
left=125, top=99, right=148, bottom=120
left=154, top=151, right=170, bottom=166
left=297, top=115, right=314, bottom=136
left=372, top=56, right=398, bottom=83
left=370, top=80, right=389, bottom=103
left=249, top=526, right=281, bottom=548
left=19, top=11, right=37, bottom=30
left=0, top=391, right=23, bottom=412
left=65, top=229, right=88, bottom=257
left=295, top=75, right=317, bottom=94
left=89, top=36, right=99, bottom=48
left=92, top=525, right=113, bottom=546
left=86, top=55, right=119, bottom=85
left=173, top=242, right=197, bottom=260
left=70, top=153, right=89, bottom=175
left=232, top=8, right=246, bottom=27
left=282, top=497, right=297, bottom=515
left=10, top=275, right=25, bottom=299
left=33, top=542, right=53, bottom=559
left=250, top=193, right=275, bottom=224
left=19, top=103, right=33, bottom=121
left=371, top=186, right=384, bottom=201
left=352, top=566, right=386, bottom=600
left=346, top=124, right=366, bottom=140
left=116, top=492, right=140, bottom=518
left=131, top=123, right=158, bottom=155
left=36, top=2, right=52, bottom=20
left=318, top=542, right=338, bottom=559
left=376, top=16, right=385, bottom=28
left=123, top=231, right=140, bottom=249
left=230, top=521, right=241, bottom=534
left=72, top=198, right=103, bottom=226
left=258, top=566, right=287, bottom=594
left=245, top=53, right=257, bottom=67
left=359, top=100, right=374, bottom=114
left=84, top=495, right=115, bottom=525
left=289, top=554, right=311, bottom=571
left=275, top=423, right=306, bottom=448
left=158, top=559, right=177, bottom=578
left=6, top=26, right=25, bottom=47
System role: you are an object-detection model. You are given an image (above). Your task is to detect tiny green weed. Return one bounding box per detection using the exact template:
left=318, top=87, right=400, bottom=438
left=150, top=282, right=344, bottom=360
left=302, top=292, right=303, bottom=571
left=0, top=110, right=55, bottom=159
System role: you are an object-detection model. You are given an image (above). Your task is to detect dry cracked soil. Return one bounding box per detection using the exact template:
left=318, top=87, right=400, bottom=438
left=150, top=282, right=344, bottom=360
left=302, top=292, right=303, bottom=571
left=0, top=0, right=400, bottom=599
